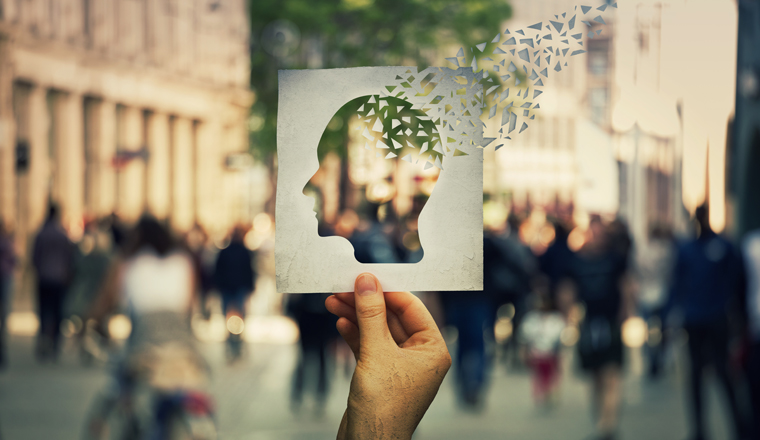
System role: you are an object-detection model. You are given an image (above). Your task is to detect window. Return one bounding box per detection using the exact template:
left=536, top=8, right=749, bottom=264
left=589, top=88, right=608, bottom=125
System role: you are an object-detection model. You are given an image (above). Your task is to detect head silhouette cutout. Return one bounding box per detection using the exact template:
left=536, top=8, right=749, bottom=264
left=303, top=95, right=443, bottom=264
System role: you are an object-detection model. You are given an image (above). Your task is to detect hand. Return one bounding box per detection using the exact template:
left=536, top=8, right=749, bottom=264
left=325, top=273, right=451, bottom=440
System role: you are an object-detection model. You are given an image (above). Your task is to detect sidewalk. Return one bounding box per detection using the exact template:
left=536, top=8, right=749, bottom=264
left=0, top=335, right=732, bottom=440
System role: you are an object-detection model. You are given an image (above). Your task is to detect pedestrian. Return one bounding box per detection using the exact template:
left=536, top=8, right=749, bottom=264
left=0, top=220, right=17, bottom=368
left=185, top=224, right=213, bottom=317
left=85, top=215, right=210, bottom=438
left=741, top=228, right=760, bottom=440
left=349, top=202, right=399, bottom=264
left=440, top=289, right=492, bottom=409
left=65, top=220, right=113, bottom=363
left=519, top=284, right=566, bottom=407
left=564, top=216, right=631, bottom=440
left=538, top=218, right=574, bottom=299
left=213, top=225, right=255, bottom=360
left=285, top=292, right=337, bottom=416
left=32, top=204, right=76, bottom=362
left=636, top=224, right=675, bottom=378
left=488, top=214, right=536, bottom=367
left=106, top=212, right=126, bottom=252
left=666, top=205, right=746, bottom=440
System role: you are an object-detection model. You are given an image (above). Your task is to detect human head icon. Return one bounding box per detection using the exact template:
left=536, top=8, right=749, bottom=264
left=303, top=95, right=444, bottom=263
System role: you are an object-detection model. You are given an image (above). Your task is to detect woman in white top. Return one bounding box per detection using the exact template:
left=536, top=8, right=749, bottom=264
left=88, top=216, right=206, bottom=390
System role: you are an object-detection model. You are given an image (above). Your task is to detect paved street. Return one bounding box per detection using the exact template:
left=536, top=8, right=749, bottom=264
left=0, top=334, right=733, bottom=440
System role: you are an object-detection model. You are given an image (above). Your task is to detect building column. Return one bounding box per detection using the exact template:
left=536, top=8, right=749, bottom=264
left=227, top=109, right=253, bottom=225
left=145, top=112, right=171, bottom=220
left=170, top=116, right=194, bottom=232
left=58, top=92, right=85, bottom=237
left=26, top=86, right=49, bottom=233
left=115, top=105, right=144, bottom=223
left=98, top=101, right=117, bottom=217
left=82, top=98, right=118, bottom=219
left=196, top=119, right=228, bottom=233
left=0, top=37, right=14, bottom=230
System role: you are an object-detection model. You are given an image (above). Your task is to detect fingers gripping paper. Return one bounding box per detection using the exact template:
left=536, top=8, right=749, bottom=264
left=275, top=67, right=483, bottom=293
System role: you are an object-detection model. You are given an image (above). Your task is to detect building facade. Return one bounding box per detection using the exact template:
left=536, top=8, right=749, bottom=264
left=0, top=0, right=253, bottom=260
left=483, top=0, right=620, bottom=220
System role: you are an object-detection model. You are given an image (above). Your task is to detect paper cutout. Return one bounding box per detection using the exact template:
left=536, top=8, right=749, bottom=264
left=276, top=67, right=483, bottom=293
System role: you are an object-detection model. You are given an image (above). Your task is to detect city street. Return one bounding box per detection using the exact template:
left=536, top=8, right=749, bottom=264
left=0, top=334, right=733, bottom=440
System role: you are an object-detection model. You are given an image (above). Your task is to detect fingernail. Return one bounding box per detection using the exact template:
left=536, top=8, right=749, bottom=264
left=356, top=274, right=377, bottom=296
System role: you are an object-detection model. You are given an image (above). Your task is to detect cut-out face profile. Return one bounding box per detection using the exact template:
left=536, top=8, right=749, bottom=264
left=303, top=95, right=443, bottom=264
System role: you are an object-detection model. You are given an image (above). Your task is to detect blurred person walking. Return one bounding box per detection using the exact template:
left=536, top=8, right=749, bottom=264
left=32, top=204, right=76, bottom=362
left=563, top=216, right=632, bottom=440
left=285, top=293, right=337, bottom=416
left=85, top=216, right=213, bottom=439
left=666, top=205, right=746, bottom=440
left=518, top=284, right=566, bottom=408
left=441, top=289, right=492, bottom=409
left=637, top=224, right=675, bottom=378
left=213, top=226, right=256, bottom=360
left=349, top=203, right=399, bottom=264
left=65, top=221, right=114, bottom=363
left=539, top=218, right=574, bottom=301
left=185, top=224, right=214, bottom=318
left=487, top=215, right=536, bottom=368
left=742, top=228, right=760, bottom=440
left=106, top=212, right=126, bottom=252
left=0, top=221, right=16, bottom=368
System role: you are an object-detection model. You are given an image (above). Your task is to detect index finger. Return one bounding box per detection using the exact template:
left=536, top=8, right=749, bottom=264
left=383, top=291, right=439, bottom=337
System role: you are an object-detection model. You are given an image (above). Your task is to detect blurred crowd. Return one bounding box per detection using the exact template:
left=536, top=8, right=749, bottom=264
left=0, top=206, right=263, bottom=438
left=303, top=200, right=760, bottom=440
left=0, top=199, right=759, bottom=440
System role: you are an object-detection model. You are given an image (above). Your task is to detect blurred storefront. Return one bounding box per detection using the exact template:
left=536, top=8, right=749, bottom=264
left=0, top=0, right=253, bottom=253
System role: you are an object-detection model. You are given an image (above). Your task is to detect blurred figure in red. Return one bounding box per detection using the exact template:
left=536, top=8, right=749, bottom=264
left=32, top=204, right=76, bottom=362
left=519, top=279, right=565, bottom=408
left=213, top=226, right=256, bottom=360
left=0, top=220, right=16, bottom=368
left=666, top=205, right=746, bottom=440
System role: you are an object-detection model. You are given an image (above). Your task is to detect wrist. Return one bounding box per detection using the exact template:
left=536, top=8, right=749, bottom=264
left=343, top=405, right=415, bottom=440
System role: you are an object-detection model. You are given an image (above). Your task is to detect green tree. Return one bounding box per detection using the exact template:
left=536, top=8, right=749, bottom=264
left=248, top=0, right=513, bottom=161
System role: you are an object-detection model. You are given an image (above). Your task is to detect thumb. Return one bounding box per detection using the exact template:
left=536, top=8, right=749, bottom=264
left=354, top=273, right=392, bottom=350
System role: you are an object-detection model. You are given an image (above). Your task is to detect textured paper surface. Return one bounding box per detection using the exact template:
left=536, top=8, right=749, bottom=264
left=275, top=67, right=483, bottom=293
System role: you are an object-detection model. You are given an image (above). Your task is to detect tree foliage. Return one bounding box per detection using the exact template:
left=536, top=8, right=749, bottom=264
left=248, top=0, right=513, bottom=160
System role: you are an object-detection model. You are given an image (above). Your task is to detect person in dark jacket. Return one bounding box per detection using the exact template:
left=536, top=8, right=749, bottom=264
left=741, top=228, right=760, bottom=440
left=32, top=204, right=76, bottom=361
left=0, top=220, right=16, bottom=368
left=213, top=226, right=255, bottom=359
left=286, top=292, right=337, bottom=416
left=666, top=205, right=746, bottom=440
left=564, top=216, right=631, bottom=440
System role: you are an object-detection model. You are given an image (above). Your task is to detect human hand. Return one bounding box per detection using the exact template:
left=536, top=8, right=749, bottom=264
left=325, top=273, right=451, bottom=440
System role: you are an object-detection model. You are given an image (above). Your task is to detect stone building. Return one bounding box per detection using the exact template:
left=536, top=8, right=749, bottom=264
left=0, top=0, right=253, bottom=258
